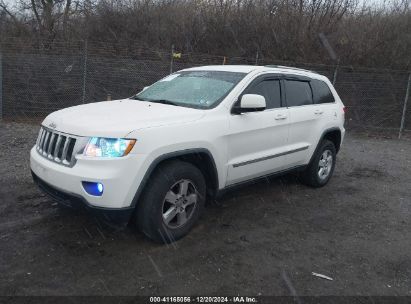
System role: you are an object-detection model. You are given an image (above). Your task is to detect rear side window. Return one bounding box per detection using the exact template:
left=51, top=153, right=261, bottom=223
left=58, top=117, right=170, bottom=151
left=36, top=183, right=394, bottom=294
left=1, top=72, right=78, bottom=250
left=311, top=79, right=335, bottom=104
left=285, top=80, right=313, bottom=107
left=245, top=79, right=282, bottom=109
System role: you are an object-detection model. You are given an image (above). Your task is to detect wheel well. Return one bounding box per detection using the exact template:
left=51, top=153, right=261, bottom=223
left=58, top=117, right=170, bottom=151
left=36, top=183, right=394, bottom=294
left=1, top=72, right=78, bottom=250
left=131, top=150, right=219, bottom=208
left=323, top=129, right=341, bottom=152
left=174, top=152, right=219, bottom=198
left=145, top=151, right=219, bottom=200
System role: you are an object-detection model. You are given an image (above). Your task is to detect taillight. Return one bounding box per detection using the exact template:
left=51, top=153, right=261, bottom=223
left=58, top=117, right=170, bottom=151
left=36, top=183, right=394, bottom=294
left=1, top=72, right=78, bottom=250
left=343, top=106, right=347, bottom=113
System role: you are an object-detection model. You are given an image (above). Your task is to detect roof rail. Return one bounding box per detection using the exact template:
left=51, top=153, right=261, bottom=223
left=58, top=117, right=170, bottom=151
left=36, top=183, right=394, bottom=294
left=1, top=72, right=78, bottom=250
left=265, top=65, right=318, bottom=74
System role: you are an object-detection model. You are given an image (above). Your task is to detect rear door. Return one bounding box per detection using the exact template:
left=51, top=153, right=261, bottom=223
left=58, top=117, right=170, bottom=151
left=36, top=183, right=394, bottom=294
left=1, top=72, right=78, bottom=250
left=285, top=76, right=336, bottom=166
left=226, top=75, right=291, bottom=185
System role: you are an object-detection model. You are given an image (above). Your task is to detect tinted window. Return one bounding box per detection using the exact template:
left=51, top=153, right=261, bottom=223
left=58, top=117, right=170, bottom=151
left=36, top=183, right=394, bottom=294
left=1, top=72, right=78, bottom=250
left=285, top=80, right=313, bottom=107
left=311, top=79, right=335, bottom=104
left=245, top=79, right=281, bottom=109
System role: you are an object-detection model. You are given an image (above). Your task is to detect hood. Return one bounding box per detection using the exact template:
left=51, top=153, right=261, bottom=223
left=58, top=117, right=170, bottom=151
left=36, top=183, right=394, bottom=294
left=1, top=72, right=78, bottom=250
left=42, top=99, right=205, bottom=137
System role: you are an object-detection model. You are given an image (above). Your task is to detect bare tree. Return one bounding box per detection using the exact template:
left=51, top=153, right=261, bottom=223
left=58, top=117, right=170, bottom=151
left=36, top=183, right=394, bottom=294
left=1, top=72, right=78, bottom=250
left=0, top=0, right=410, bottom=69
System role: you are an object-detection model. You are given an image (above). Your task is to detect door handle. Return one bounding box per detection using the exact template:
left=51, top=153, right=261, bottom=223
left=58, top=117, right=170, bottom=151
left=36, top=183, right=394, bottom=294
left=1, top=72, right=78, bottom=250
left=314, top=110, right=324, bottom=115
left=275, top=114, right=287, bottom=120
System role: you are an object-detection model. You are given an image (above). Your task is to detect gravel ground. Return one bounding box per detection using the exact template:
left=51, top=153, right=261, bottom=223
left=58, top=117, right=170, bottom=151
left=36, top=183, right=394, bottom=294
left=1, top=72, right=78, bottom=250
left=0, top=121, right=411, bottom=296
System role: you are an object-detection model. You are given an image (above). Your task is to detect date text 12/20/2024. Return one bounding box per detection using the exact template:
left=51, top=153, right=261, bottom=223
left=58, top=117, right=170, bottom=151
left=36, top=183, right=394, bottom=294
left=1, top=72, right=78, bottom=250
left=149, top=297, right=258, bottom=303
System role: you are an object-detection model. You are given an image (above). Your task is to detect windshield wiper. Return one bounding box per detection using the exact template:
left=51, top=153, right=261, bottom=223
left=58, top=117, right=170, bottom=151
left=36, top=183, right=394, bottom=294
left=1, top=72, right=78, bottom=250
left=132, top=96, right=148, bottom=101
left=147, top=99, right=179, bottom=106
left=132, top=96, right=180, bottom=106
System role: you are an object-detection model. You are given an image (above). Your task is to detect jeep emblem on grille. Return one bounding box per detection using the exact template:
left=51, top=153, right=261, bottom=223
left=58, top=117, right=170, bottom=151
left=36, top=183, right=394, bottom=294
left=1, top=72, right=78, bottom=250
left=49, top=122, right=57, bottom=129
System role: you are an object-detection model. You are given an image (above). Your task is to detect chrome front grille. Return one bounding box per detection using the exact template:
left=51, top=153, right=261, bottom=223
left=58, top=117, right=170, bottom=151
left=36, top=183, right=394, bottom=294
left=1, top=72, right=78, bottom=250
left=36, top=127, right=84, bottom=167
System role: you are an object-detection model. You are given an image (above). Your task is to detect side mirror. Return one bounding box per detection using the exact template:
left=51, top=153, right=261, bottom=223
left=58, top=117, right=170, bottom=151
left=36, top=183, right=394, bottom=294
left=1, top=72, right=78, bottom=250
left=233, top=94, right=266, bottom=114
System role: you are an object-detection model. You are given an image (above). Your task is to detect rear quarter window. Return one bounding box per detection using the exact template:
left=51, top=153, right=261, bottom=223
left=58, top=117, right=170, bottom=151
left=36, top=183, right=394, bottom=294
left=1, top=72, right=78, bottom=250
left=311, top=79, right=335, bottom=104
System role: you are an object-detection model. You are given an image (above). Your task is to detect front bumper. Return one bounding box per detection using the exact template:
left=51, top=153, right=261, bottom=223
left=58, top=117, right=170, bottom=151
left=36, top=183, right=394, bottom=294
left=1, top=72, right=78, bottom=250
left=32, top=171, right=134, bottom=225
left=30, top=146, right=148, bottom=210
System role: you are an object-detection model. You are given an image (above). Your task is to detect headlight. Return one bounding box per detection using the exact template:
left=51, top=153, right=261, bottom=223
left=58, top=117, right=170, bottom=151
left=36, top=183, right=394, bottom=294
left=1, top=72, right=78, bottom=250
left=83, top=137, right=136, bottom=157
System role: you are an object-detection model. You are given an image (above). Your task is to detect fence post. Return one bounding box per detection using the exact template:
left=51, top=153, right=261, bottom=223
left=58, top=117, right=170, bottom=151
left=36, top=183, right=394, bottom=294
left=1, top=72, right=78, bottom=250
left=255, top=51, right=259, bottom=65
left=170, top=44, right=175, bottom=74
left=82, top=39, right=88, bottom=104
left=332, top=59, right=339, bottom=85
left=398, top=73, right=411, bottom=139
left=0, top=44, right=3, bottom=121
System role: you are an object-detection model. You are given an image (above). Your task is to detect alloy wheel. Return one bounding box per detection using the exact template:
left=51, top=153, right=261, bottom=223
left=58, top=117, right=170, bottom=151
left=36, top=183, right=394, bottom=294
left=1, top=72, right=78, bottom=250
left=318, top=149, right=333, bottom=180
left=162, top=179, right=198, bottom=229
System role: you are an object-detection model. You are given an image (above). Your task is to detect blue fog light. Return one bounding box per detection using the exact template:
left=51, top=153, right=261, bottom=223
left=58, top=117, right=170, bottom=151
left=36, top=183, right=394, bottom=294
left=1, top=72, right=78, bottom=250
left=82, top=181, right=104, bottom=196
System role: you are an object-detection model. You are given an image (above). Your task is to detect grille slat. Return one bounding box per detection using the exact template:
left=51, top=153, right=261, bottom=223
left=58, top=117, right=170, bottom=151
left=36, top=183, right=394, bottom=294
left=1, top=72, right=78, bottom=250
left=41, top=130, right=47, bottom=152
left=35, top=127, right=79, bottom=167
left=36, top=129, right=43, bottom=148
left=53, top=135, right=62, bottom=161
left=39, top=130, right=46, bottom=152
left=61, top=137, right=71, bottom=164
left=42, top=131, right=50, bottom=155
left=47, top=133, right=56, bottom=158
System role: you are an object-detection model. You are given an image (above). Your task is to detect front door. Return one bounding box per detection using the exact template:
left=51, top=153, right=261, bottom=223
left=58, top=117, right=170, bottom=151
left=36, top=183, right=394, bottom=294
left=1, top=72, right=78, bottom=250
left=226, top=76, right=291, bottom=186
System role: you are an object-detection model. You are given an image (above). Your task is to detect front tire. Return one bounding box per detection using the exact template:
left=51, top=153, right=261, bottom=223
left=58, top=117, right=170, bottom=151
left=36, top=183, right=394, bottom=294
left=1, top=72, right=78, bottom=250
left=300, top=140, right=336, bottom=188
left=136, top=160, right=206, bottom=243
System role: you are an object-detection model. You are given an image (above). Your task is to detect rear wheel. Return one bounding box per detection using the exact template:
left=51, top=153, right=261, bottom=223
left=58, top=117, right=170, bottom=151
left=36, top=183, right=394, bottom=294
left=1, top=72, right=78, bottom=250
left=136, top=160, right=206, bottom=243
left=300, top=140, right=336, bottom=187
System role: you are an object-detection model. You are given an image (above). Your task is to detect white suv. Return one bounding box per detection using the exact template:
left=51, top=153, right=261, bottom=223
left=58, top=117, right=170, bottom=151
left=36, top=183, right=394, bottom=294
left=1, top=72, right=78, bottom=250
left=30, top=65, right=345, bottom=243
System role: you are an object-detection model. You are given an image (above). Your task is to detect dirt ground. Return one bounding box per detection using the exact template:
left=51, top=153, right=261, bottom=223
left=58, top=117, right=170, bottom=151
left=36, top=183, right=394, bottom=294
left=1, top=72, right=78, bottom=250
left=1, top=121, right=411, bottom=297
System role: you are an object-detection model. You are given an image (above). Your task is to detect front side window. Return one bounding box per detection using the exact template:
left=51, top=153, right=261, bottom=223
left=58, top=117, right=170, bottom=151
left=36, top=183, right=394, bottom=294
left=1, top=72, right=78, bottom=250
left=285, top=80, right=313, bottom=107
left=311, top=79, right=335, bottom=104
left=244, top=79, right=282, bottom=109
left=134, top=71, right=246, bottom=109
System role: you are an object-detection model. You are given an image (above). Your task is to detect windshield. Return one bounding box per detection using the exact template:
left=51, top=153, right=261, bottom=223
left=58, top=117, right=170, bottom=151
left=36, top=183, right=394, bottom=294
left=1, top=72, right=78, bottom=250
left=134, top=70, right=246, bottom=109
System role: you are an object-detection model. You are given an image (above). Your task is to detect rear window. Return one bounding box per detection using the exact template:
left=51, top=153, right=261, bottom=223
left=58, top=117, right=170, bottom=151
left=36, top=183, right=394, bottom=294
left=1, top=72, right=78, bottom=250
left=285, top=80, right=313, bottom=107
left=311, top=79, right=335, bottom=104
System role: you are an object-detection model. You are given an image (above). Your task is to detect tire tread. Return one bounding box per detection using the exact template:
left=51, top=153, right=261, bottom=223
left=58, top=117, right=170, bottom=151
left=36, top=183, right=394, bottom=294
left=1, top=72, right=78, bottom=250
left=136, top=160, right=205, bottom=243
left=300, top=139, right=336, bottom=188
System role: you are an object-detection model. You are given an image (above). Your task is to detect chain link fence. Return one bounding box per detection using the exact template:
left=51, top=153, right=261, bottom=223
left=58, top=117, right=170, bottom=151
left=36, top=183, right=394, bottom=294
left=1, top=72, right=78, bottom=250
left=1, top=38, right=410, bottom=138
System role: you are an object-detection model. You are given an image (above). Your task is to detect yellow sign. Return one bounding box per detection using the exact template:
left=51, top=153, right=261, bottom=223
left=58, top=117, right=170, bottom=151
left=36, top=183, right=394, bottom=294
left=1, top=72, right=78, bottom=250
left=173, top=52, right=182, bottom=59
